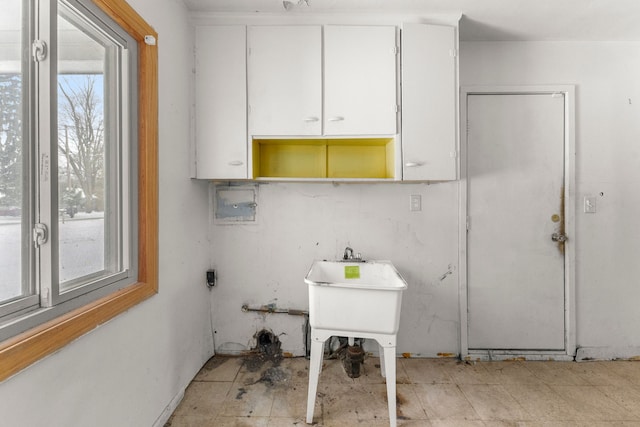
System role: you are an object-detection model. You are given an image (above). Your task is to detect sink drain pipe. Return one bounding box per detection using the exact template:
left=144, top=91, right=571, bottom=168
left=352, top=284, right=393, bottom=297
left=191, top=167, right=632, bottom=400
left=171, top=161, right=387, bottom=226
left=241, top=304, right=310, bottom=358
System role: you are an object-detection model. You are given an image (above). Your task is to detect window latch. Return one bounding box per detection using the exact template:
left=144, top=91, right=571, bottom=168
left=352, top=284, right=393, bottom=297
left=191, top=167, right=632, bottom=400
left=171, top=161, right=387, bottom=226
left=32, top=40, right=47, bottom=62
left=33, top=223, right=48, bottom=248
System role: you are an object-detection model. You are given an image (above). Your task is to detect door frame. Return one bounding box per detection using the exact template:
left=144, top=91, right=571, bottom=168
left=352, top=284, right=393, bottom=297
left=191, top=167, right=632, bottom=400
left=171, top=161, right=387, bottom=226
left=459, top=86, right=576, bottom=360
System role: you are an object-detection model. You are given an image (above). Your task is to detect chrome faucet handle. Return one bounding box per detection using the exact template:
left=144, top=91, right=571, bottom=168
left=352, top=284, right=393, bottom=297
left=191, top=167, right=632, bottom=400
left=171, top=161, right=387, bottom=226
left=343, top=246, right=354, bottom=260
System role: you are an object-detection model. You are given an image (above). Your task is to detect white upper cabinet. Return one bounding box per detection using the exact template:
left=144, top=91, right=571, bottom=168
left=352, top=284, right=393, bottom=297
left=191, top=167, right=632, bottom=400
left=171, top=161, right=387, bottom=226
left=401, top=23, right=458, bottom=181
left=248, top=25, right=397, bottom=137
left=324, top=26, right=398, bottom=136
left=195, top=26, right=247, bottom=179
left=248, top=26, right=322, bottom=136
left=193, top=22, right=458, bottom=181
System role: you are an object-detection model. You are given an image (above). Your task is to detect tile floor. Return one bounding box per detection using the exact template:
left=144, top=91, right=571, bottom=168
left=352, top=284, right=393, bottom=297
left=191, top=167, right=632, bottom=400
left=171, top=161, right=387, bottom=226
left=166, top=354, right=640, bottom=426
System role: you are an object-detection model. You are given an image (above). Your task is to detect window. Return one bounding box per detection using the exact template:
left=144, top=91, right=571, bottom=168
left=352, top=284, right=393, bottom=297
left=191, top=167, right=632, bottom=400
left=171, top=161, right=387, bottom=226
left=0, top=0, right=157, bottom=379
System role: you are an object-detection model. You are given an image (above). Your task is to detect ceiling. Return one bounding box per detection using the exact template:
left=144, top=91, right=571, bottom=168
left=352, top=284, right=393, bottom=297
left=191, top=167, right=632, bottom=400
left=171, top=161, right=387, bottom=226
left=181, top=0, right=640, bottom=41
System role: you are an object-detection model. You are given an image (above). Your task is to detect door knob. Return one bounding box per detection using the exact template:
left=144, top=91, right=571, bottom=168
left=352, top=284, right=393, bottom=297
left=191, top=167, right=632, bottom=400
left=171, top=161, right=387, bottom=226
left=551, top=233, right=567, bottom=243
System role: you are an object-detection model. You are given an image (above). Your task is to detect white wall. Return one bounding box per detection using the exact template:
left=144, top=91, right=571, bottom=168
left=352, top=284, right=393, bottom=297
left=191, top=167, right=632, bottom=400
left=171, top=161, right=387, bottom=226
left=460, top=41, right=640, bottom=358
left=210, top=181, right=461, bottom=357
left=0, top=0, right=213, bottom=425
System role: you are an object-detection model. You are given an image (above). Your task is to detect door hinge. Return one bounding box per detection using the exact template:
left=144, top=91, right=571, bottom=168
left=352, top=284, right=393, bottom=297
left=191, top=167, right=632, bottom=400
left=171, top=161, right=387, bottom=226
left=393, top=46, right=399, bottom=55
left=33, top=223, right=48, bottom=248
left=32, top=40, right=47, bottom=62
left=449, top=49, right=457, bottom=58
left=450, top=151, right=458, bottom=158
left=466, top=216, right=471, bottom=231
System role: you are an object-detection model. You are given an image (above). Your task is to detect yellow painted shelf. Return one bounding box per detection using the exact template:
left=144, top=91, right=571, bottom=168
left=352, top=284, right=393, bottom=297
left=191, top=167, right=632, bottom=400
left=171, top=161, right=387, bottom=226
left=252, top=138, right=395, bottom=179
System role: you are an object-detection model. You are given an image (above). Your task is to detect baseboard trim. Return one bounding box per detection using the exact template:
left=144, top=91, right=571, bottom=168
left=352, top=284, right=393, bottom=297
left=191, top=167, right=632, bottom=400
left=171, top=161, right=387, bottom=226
left=576, top=346, right=640, bottom=361
left=152, top=388, right=185, bottom=427
left=465, top=350, right=574, bottom=362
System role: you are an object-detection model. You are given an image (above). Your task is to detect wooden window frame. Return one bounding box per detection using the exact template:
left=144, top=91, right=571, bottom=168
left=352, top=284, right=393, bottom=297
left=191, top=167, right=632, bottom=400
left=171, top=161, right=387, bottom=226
left=0, top=0, right=158, bottom=381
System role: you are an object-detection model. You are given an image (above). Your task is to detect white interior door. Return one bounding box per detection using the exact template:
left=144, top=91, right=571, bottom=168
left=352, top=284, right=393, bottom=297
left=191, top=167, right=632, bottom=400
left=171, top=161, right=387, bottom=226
left=467, top=93, right=566, bottom=350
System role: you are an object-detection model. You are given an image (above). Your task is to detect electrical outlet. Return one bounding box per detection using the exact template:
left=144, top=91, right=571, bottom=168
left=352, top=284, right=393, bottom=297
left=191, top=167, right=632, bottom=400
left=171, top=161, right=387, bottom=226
left=206, top=269, right=216, bottom=287
left=410, top=195, right=422, bottom=212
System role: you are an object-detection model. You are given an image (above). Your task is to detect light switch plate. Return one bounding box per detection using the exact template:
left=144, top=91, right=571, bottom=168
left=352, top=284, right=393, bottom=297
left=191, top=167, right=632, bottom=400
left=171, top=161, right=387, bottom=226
left=584, top=196, right=596, bottom=213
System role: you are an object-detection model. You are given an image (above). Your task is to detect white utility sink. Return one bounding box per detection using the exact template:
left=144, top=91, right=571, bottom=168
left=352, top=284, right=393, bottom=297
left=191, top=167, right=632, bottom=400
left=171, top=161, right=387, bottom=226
left=305, top=260, right=407, bottom=335
left=305, top=259, right=408, bottom=427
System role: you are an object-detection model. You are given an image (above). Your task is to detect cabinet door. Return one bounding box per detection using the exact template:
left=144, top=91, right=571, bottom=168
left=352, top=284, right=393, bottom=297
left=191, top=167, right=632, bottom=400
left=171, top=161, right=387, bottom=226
left=401, top=24, right=457, bottom=180
left=324, top=26, right=397, bottom=136
left=195, top=26, right=247, bottom=179
left=248, top=26, right=322, bottom=136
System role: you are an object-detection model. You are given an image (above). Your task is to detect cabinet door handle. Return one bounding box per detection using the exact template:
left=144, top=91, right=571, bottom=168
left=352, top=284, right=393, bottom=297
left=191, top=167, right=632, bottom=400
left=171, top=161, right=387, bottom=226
left=304, top=117, right=319, bottom=122
left=228, top=161, right=244, bottom=166
left=405, top=162, right=424, bottom=168
left=327, top=116, right=345, bottom=122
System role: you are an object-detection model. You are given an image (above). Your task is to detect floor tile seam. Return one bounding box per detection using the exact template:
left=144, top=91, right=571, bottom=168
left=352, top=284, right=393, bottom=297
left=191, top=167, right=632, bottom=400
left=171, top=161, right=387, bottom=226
left=232, top=363, right=242, bottom=382
left=406, top=380, right=455, bottom=385
left=442, top=383, right=484, bottom=422
left=395, top=383, right=430, bottom=421
left=492, top=388, right=617, bottom=423
left=411, top=388, right=477, bottom=421
left=517, top=361, right=565, bottom=377
left=221, top=382, right=277, bottom=418
left=582, top=379, right=635, bottom=387
left=216, top=379, right=236, bottom=403
left=481, top=367, right=545, bottom=383
left=266, top=391, right=277, bottom=419
left=457, top=383, right=536, bottom=422
left=572, top=368, right=632, bottom=386
left=213, top=414, right=270, bottom=423
left=452, top=380, right=500, bottom=385
left=524, top=373, right=585, bottom=386
left=583, top=395, right=640, bottom=422
left=596, top=383, right=640, bottom=397
left=546, top=384, right=640, bottom=421
left=500, top=380, right=561, bottom=396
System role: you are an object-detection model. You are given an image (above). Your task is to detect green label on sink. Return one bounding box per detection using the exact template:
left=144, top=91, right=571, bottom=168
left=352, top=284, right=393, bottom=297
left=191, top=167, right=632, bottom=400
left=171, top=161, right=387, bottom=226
left=344, top=265, right=360, bottom=279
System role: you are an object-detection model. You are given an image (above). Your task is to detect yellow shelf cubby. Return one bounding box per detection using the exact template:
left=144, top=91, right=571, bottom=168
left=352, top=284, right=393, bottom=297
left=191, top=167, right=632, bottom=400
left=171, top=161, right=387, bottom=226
left=252, top=138, right=395, bottom=179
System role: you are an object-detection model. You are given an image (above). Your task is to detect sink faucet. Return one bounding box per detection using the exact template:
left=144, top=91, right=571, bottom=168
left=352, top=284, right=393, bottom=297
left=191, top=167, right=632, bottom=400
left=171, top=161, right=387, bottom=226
left=343, top=247, right=363, bottom=261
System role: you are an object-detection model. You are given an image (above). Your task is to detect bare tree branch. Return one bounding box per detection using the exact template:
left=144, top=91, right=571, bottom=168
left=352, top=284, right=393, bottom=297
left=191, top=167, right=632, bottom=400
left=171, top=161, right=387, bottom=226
left=58, top=75, right=104, bottom=212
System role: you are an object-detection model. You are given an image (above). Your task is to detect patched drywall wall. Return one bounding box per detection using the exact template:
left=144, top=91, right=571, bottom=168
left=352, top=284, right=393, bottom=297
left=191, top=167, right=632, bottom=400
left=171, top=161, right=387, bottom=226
left=210, top=41, right=640, bottom=361
left=210, top=181, right=460, bottom=357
